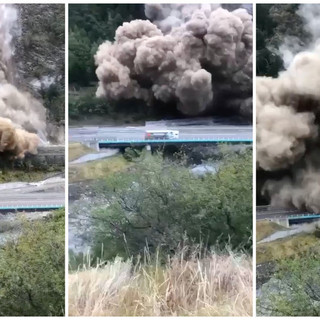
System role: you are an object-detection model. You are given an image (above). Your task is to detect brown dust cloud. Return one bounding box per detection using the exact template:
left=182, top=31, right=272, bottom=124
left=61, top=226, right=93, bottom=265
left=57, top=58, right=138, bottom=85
left=95, top=4, right=253, bottom=120
left=0, top=4, right=50, bottom=159
left=257, top=4, right=320, bottom=212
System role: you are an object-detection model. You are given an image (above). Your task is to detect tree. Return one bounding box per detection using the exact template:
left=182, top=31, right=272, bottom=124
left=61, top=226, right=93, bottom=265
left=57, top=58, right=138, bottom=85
left=69, top=4, right=145, bottom=86
left=0, top=210, right=65, bottom=316
left=258, top=252, right=320, bottom=316
left=256, top=4, right=309, bottom=77
left=69, top=27, right=93, bottom=85
left=89, top=148, right=252, bottom=260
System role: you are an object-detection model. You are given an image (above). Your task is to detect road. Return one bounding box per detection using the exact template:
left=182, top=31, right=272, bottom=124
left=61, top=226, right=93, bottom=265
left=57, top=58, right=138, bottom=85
left=256, top=205, right=310, bottom=220
left=0, top=176, right=65, bottom=211
left=69, top=121, right=252, bottom=144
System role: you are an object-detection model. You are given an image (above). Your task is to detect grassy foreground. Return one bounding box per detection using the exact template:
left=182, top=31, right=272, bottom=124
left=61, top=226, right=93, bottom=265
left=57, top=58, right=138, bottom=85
left=69, top=249, right=252, bottom=317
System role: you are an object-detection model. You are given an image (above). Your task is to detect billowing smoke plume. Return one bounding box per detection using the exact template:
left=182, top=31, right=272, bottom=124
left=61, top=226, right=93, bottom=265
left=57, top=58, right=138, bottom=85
left=262, top=152, right=320, bottom=213
left=257, top=5, right=320, bottom=212
left=0, top=116, right=40, bottom=159
left=95, top=4, right=252, bottom=119
left=0, top=4, right=47, bottom=149
left=0, top=84, right=46, bottom=134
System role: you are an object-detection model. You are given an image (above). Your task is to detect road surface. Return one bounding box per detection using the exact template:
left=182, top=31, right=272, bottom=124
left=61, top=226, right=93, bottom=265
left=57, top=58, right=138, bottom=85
left=0, top=176, right=65, bottom=211
left=257, top=205, right=310, bottom=220
left=69, top=121, right=252, bottom=144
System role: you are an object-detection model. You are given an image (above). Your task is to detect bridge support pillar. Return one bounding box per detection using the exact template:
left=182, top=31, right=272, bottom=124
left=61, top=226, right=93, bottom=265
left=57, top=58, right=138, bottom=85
left=84, top=140, right=100, bottom=151
left=272, top=218, right=289, bottom=228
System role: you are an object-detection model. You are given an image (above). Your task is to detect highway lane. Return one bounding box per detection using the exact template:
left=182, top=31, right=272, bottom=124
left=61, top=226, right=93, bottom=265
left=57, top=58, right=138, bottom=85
left=0, top=177, right=65, bottom=194
left=0, top=177, right=65, bottom=211
left=256, top=206, right=310, bottom=220
left=69, top=122, right=253, bottom=143
left=0, top=193, right=65, bottom=208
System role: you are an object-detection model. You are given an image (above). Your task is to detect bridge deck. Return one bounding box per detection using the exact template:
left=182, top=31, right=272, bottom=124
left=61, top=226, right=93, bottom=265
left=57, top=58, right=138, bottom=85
left=0, top=192, right=65, bottom=212
left=0, top=205, right=63, bottom=213
left=256, top=206, right=319, bottom=221
left=99, top=138, right=253, bottom=148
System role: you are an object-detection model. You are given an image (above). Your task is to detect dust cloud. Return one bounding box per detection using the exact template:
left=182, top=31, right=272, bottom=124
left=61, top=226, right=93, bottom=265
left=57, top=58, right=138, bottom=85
left=257, top=5, right=320, bottom=212
left=0, top=4, right=49, bottom=157
left=0, top=116, right=40, bottom=159
left=95, top=4, right=252, bottom=119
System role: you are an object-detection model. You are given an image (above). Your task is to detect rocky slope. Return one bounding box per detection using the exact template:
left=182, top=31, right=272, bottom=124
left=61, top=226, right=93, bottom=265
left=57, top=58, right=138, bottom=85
left=13, top=4, right=65, bottom=124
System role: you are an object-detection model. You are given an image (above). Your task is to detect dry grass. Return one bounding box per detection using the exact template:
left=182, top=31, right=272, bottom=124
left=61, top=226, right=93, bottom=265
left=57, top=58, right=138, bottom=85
left=257, top=233, right=320, bottom=264
left=69, top=155, right=130, bottom=183
left=69, top=249, right=252, bottom=316
left=69, top=142, right=97, bottom=162
left=256, top=220, right=288, bottom=242
left=0, top=169, right=49, bottom=183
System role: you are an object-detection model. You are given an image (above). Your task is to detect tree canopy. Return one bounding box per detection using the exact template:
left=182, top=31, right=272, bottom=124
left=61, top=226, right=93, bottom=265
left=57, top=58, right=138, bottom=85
left=256, top=4, right=309, bottom=77
left=88, top=149, right=252, bottom=261
left=0, top=210, right=65, bottom=316
left=69, top=4, right=144, bottom=85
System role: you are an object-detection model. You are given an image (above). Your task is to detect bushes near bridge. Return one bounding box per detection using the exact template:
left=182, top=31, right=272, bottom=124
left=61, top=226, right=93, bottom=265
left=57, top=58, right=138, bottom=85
left=88, top=148, right=252, bottom=261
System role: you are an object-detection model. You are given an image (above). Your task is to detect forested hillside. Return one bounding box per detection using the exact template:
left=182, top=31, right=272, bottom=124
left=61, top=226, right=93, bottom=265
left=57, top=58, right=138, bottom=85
left=69, top=4, right=144, bottom=86
left=257, top=4, right=310, bottom=76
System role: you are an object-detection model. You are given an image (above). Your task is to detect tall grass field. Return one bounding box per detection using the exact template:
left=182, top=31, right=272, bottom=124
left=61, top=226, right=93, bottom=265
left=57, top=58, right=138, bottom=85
left=69, top=248, right=252, bottom=316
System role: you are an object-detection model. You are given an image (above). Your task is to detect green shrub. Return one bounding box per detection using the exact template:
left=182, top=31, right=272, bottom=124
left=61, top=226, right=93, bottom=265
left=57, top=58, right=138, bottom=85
left=90, top=149, right=252, bottom=260
left=123, top=147, right=142, bottom=162
left=0, top=209, right=65, bottom=316
left=258, top=252, right=320, bottom=316
left=69, top=95, right=112, bottom=119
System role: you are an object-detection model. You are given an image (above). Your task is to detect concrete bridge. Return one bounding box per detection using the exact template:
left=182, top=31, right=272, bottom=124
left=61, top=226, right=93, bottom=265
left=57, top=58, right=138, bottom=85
left=0, top=192, right=65, bottom=213
left=257, top=205, right=320, bottom=227
left=0, top=171, right=65, bottom=214
left=0, top=205, right=63, bottom=213
left=98, top=138, right=253, bottom=149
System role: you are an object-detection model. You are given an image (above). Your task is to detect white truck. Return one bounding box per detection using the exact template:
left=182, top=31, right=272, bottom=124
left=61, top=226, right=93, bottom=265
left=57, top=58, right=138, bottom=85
left=144, top=130, right=179, bottom=140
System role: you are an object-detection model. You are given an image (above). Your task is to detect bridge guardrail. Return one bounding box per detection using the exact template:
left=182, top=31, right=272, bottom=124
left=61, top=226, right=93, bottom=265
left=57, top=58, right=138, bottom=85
left=98, top=137, right=253, bottom=143
left=288, top=213, right=320, bottom=220
left=0, top=204, right=64, bottom=210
